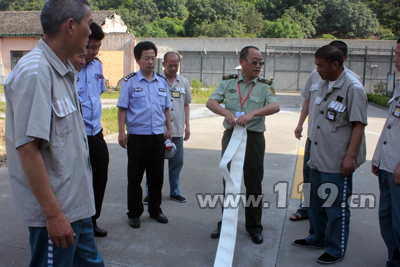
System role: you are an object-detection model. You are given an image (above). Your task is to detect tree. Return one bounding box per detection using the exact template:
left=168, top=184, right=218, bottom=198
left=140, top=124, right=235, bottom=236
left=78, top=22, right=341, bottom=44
left=158, top=17, right=185, bottom=37
left=259, top=17, right=304, bottom=38
left=154, top=0, right=188, bottom=20
left=5, top=0, right=45, bottom=10
left=282, top=6, right=316, bottom=38
left=239, top=5, right=264, bottom=35
left=194, top=20, right=246, bottom=37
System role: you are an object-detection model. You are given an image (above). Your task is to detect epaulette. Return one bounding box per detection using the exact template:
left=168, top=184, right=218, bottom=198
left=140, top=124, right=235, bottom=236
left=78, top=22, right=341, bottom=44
left=222, top=74, right=238, bottom=80
left=124, top=72, right=136, bottom=82
left=94, top=57, right=102, bottom=64
left=156, top=73, right=168, bottom=82
left=257, top=77, right=273, bottom=86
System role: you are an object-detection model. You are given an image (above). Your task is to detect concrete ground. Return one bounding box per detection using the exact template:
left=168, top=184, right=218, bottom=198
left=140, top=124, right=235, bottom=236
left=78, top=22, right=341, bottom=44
left=0, top=93, right=390, bottom=266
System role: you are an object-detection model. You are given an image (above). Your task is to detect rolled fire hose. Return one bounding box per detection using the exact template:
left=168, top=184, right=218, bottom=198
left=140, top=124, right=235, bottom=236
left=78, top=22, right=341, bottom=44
left=214, top=125, right=247, bottom=267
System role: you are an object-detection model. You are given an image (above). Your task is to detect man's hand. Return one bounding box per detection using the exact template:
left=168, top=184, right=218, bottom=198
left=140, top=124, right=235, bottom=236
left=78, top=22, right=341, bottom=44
left=294, top=124, right=303, bottom=140
left=118, top=132, right=128, bottom=149
left=236, top=112, right=254, bottom=127
left=46, top=212, right=75, bottom=248
left=371, top=164, right=379, bottom=176
left=184, top=127, right=190, bottom=141
left=342, top=155, right=355, bottom=177
left=165, top=129, right=172, bottom=141
left=393, top=165, right=400, bottom=185
left=225, top=112, right=237, bottom=126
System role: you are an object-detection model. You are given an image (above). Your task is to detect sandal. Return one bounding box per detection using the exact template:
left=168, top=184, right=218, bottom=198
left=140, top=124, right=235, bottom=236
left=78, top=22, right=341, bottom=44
left=290, top=213, right=308, bottom=221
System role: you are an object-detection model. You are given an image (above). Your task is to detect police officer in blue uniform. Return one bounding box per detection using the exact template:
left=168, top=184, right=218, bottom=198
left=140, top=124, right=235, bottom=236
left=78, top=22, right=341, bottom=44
left=117, top=41, right=172, bottom=229
left=76, top=22, right=109, bottom=237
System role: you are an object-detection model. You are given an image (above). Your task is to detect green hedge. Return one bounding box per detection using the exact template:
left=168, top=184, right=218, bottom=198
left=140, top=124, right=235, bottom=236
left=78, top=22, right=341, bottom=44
left=367, top=93, right=391, bottom=108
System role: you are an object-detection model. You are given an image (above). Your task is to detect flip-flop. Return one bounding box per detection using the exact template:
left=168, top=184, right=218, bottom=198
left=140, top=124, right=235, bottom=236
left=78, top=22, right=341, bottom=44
left=290, top=213, right=308, bottom=221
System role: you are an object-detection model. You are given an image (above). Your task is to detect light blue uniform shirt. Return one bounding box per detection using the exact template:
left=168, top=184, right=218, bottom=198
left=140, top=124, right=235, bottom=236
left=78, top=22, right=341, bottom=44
left=76, top=58, right=106, bottom=136
left=117, top=70, right=171, bottom=135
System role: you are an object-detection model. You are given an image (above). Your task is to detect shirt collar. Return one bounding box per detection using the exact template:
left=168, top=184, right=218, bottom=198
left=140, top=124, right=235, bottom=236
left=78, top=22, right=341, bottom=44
left=38, top=39, right=75, bottom=77
left=161, top=70, right=180, bottom=83
left=137, top=69, right=158, bottom=82
left=239, top=71, right=258, bottom=84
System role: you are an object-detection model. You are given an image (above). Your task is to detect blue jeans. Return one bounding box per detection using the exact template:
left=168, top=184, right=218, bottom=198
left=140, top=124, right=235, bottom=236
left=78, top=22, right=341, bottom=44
left=146, top=137, right=184, bottom=197
left=305, top=169, right=352, bottom=258
left=378, top=169, right=400, bottom=267
left=296, top=138, right=311, bottom=217
left=29, top=217, right=104, bottom=267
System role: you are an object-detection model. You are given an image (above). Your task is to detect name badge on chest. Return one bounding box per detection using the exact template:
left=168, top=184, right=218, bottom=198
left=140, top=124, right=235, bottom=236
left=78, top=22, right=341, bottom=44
left=171, top=91, right=181, bottom=98
left=159, top=88, right=165, bottom=92
left=326, top=108, right=337, bottom=121
left=393, top=106, right=400, bottom=118
left=134, top=87, right=143, bottom=92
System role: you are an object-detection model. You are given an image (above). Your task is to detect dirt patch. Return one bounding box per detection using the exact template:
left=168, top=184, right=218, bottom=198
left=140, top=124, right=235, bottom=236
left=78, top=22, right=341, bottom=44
left=0, top=119, right=6, bottom=167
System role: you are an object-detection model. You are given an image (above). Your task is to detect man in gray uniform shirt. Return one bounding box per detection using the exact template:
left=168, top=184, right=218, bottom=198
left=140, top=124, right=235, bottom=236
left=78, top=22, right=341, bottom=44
left=372, top=38, right=400, bottom=267
left=4, top=0, right=104, bottom=266
left=293, top=45, right=367, bottom=265
left=291, top=40, right=361, bottom=222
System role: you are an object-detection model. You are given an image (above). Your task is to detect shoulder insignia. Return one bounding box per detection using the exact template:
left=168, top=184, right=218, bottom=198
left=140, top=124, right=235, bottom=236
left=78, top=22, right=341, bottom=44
left=258, top=77, right=273, bottom=86
left=156, top=73, right=168, bottom=82
left=269, top=87, right=276, bottom=95
left=124, top=72, right=137, bottom=82
left=222, top=74, right=238, bottom=80
left=94, top=57, right=102, bottom=64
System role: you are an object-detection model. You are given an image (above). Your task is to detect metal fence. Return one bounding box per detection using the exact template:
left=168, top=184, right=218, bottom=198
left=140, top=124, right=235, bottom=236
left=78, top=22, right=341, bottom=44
left=156, top=45, right=396, bottom=94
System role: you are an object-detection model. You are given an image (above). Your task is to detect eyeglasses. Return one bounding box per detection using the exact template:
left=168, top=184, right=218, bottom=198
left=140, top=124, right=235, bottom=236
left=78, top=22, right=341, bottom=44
left=244, top=59, right=265, bottom=66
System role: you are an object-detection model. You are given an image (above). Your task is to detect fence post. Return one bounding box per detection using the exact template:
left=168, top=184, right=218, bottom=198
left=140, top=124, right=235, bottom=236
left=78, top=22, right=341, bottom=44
left=223, top=55, right=226, bottom=77
left=297, top=50, right=302, bottom=91
left=363, top=46, right=368, bottom=86
left=273, top=48, right=276, bottom=81
left=200, top=54, right=204, bottom=83
left=390, top=46, right=394, bottom=75
left=264, top=43, right=267, bottom=78
left=157, top=58, right=162, bottom=73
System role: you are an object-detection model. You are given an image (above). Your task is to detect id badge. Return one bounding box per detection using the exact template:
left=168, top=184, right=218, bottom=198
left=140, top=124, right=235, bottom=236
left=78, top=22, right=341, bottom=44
left=236, top=111, right=245, bottom=118
left=326, top=108, right=336, bottom=121
left=393, top=105, right=400, bottom=118
left=172, top=91, right=180, bottom=98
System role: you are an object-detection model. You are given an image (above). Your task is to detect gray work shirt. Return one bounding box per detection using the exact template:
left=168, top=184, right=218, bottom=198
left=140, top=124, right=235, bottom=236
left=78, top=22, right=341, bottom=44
left=309, top=68, right=367, bottom=173
left=372, top=82, right=400, bottom=173
left=161, top=71, right=191, bottom=137
left=301, top=67, right=361, bottom=138
left=4, top=39, right=95, bottom=227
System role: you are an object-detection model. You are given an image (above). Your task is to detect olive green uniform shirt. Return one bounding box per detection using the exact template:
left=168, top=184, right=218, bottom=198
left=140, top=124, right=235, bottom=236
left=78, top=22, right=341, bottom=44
left=209, top=72, right=278, bottom=132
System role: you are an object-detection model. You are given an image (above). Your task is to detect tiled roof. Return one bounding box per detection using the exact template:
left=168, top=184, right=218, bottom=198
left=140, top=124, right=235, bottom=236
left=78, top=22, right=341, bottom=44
left=0, top=10, right=115, bottom=36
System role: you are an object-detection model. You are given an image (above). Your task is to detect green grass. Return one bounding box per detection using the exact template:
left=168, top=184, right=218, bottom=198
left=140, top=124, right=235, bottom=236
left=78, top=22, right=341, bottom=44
left=191, top=87, right=216, bottom=104
left=101, top=107, right=118, bottom=134
left=0, top=102, right=5, bottom=113
left=0, top=85, right=3, bottom=94
left=367, top=93, right=391, bottom=108
left=101, top=91, right=120, bottom=99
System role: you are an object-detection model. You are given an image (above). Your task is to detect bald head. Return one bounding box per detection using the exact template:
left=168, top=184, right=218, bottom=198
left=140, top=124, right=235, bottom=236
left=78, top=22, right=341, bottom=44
left=163, top=52, right=180, bottom=79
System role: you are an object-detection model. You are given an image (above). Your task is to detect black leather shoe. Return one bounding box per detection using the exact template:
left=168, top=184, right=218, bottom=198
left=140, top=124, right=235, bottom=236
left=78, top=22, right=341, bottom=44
left=150, top=213, right=168, bottom=224
left=94, top=226, right=107, bottom=237
left=211, top=228, right=220, bottom=239
left=250, top=232, right=263, bottom=244
left=128, top=217, right=140, bottom=228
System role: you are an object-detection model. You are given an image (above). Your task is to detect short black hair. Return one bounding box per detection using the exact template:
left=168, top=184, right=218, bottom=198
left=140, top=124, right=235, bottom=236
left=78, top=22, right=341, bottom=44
left=163, top=51, right=180, bottom=62
left=134, top=41, right=157, bottom=60
left=315, top=45, right=344, bottom=67
left=89, top=22, right=104, bottom=41
left=240, top=46, right=260, bottom=60
left=41, top=0, right=90, bottom=36
left=397, top=38, right=400, bottom=44
left=329, top=40, right=348, bottom=57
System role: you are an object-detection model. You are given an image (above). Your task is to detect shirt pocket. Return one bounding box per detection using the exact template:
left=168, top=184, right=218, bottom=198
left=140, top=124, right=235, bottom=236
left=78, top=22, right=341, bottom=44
left=77, top=86, right=88, bottom=103
left=325, top=101, right=347, bottom=132
left=225, top=95, right=239, bottom=110
left=158, top=91, right=166, bottom=108
left=249, top=95, right=263, bottom=110
left=130, top=91, right=146, bottom=109
left=52, top=97, right=76, bottom=136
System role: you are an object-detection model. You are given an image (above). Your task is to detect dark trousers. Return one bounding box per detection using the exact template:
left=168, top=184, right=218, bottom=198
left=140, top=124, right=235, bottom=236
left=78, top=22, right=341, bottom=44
left=127, top=134, right=164, bottom=218
left=219, top=129, right=265, bottom=234
left=87, top=130, right=109, bottom=227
